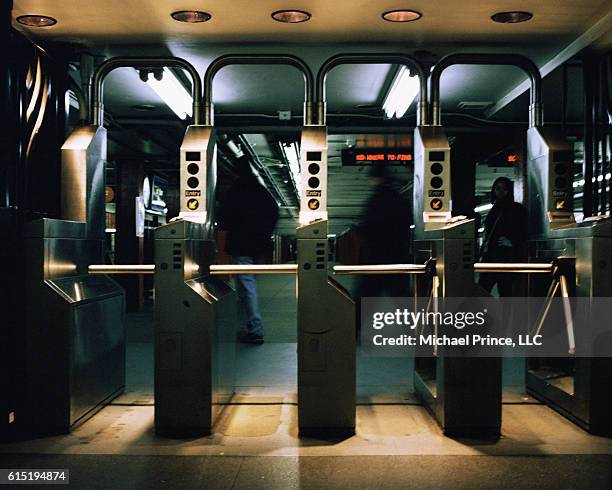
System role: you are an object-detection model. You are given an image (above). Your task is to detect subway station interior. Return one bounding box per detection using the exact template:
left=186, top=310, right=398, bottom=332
left=1, top=1, right=612, bottom=488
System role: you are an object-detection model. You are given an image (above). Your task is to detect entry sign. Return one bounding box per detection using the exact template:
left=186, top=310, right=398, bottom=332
left=300, top=127, right=328, bottom=224
left=179, top=125, right=214, bottom=223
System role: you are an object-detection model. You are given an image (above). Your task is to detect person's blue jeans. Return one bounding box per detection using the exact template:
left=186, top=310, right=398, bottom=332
left=232, top=256, right=264, bottom=337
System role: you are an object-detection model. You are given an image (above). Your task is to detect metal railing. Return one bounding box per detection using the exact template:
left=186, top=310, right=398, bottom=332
left=333, top=264, right=428, bottom=275
left=209, top=264, right=298, bottom=275
left=88, top=265, right=156, bottom=275
left=474, top=262, right=554, bottom=273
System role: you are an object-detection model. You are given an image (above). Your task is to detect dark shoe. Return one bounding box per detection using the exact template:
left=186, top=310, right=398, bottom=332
left=239, top=332, right=264, bottom=345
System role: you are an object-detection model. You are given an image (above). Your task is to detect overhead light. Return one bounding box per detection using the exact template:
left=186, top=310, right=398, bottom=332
left=475, top=203, right=494, bottom=213
left=382, top=10, right=422, bottom=22
left=145, top=68, right=193, bottom=120
left=171, top=10, right=211, bottom=23
left=16, top=15, right=57, bottom=27
left=226, top=140, right=244, bottom=158
left=132, top=104, right=156, bottom=112
left=382, top=66, right=420, bottom=119
left=284, top=142, right=301, bottom=197
left=491, top=11, right=533, bottom=23
left=271, top=10, right=311, bottom=23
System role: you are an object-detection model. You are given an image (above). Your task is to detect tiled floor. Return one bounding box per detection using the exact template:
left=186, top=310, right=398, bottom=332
left=2, top=275, right=612, bottom=488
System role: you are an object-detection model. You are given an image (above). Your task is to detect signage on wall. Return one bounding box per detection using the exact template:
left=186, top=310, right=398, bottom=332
left=341, top=148, right=413, bottom=166
left=105, top=186, right=115, bottom=203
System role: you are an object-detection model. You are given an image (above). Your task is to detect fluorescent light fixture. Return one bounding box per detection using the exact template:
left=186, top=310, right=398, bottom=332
left=474, top=203, right=493, bottom=213
left=226, top=140, right=244, bottom=158
left=382, top=66, right=419, bottom=119
left=146, top=68, right=193, bottom=120
left=284, top=142, right=302, bottom=198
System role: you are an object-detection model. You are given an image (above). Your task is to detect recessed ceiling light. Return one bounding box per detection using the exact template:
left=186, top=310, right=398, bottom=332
left=382, top=10, right=422, bottom=22
left=271, top=10, right=311, bottom=23
left=16, top=15, right=57, bottom=27
left=171, top=10, right=211, bottom=23
left=491, top=11, right=533, bottom=23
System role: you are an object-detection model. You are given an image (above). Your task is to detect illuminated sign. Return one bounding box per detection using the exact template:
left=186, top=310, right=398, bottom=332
left=308, top=199, right=320, bottom=210
left=342, top=148, right=412, bottom=166
left=507, top=154, right=518, bottom=164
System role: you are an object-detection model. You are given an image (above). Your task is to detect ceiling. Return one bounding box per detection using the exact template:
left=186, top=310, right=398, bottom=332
left=12, top=1, right=612, bottom=235
left=12, top=0, right=611, bottom=46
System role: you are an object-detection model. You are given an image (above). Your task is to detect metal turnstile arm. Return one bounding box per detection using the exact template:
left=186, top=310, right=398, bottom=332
left=529, top=259, right=576, bottom=354
left=209, top=264, right=298, bottom=275
left=332, top=264, right=427, bottom=275
left=89, top=264, right=156, bottom=274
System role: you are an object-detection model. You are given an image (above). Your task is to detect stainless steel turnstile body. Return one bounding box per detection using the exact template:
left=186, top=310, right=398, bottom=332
left=154, top=220, right=236, bottom=436
left=24, top=218, right=125, bottom=435
left=297, top=220, right=356, bottom=435
left=525, top=121, right=612, bottom=434
left=413, top=121, right=502, bottom=438
left=527, top=219, right=612, bottom=434
left=414, top=219, right=502, bottom=439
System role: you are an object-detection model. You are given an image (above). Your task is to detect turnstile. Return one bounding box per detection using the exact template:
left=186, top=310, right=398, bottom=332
left=412, top=117, right=502, bottom=438
left=412, top=53, right=556, bottom=438
left=297, top=220, right=355, bottom=435
left=527, top=218, right=612, bottom=435
left=413, top=219, right=502, bottom=439
left=523, top=77, right=612, bottom=434
left=154, top=220, right=236, bottom=436
left=23, top=218, right=125, bottom=435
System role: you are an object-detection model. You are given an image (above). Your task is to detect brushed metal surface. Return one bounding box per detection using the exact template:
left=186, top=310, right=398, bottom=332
left=527, top=216, right=612, bottom=434
left=24, top=223, right=125, bottom=435
left=61, top=125, right=107, bottom=239
left=154, top=220, right=237, bottom=436
left=89, top=264, right=156, bottom=274
left=23, top=218, right=86, bottom=239
left=526, top=127, right=575, bottom=239
left=415, top=219, right=502, bottom=438
left=297, top=220, right=356, bottom=434
left=333, top=264, right=427, bottom=275
left=210, top=264, right=298, bottom=275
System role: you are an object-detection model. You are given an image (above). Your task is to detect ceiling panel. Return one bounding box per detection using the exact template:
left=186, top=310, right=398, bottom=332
left=12, top=0, right=610, bottom=45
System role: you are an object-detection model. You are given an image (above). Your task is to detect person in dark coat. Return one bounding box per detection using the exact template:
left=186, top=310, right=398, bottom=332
left=354, top=164, right=412, bottom=336
left=478, top=176, right=527, bottom=297
left=218, top=155, right=279, bottom=344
